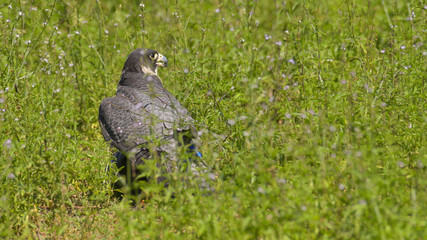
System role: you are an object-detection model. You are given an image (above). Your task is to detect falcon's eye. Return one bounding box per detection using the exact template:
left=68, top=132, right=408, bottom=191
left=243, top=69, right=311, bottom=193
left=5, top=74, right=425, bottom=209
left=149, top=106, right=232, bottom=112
left=149, top=53, right=157, bottom=59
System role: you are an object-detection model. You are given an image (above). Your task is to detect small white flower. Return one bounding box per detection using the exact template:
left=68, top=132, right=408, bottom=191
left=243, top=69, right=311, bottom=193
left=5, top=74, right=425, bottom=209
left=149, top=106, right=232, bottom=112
left=288, top=59, right=295, bottom=64
left=215, top=8, right=220, bottom=13
left=364, top=83, right=369, bottom=90
left=4, top=139, right=12, bottom=149
left=239, top=115, right=247, bottom=121
left=104, top=30, right=109, bottom=34
left=338, top=183, right=345, bottom=191
left=74, top=31, right=80, bottom=35
left=276, top=178, right=287, bottom=184
left=227, top=119, right=236, bottom=126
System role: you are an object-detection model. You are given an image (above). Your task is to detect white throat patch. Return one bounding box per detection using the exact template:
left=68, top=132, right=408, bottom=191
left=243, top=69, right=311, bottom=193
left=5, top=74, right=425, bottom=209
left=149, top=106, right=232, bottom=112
left=141, top=65, right=157, bottom=75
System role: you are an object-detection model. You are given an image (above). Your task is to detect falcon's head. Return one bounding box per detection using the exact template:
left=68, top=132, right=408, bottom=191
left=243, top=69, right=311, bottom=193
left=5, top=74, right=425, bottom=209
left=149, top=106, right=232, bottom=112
left=122, top=48, right=168, bottom=75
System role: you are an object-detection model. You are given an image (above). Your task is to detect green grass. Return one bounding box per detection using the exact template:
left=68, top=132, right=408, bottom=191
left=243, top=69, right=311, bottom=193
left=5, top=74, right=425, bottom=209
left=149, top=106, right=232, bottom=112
left=1, top=0, right=426, bottom=238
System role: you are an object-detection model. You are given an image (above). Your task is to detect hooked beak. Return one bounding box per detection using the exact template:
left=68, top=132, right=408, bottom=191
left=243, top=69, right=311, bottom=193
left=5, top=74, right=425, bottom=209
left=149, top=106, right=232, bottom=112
left=156, top=53, right=168, bottom=67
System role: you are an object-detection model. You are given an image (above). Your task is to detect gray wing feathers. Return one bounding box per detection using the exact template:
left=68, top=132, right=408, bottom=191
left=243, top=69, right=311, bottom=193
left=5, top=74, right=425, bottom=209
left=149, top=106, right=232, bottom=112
left=99, top=96, right=151, bottom=152
left=99, top=85, right=195, bottom=155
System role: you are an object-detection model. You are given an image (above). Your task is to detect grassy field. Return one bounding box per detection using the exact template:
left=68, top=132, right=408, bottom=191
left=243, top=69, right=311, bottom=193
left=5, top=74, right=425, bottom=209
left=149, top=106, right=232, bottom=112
left=1, top=0, right=426, bottom=238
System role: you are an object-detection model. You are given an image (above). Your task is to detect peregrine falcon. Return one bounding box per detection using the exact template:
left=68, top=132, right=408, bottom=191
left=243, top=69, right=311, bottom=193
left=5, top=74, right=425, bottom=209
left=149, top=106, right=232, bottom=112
left=99, top=48, right=207, bottom=190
